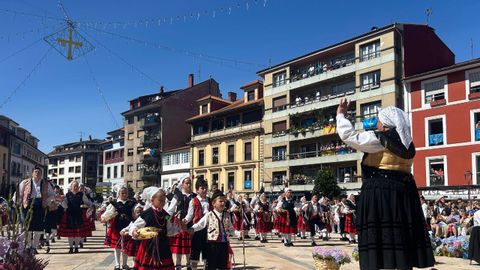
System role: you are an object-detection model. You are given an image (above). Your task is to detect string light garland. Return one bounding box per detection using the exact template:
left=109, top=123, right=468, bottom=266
left=82, top=25, right=266, bottom=71
left=0, top=46, right=53, bottom=110
left=0, top=23, right=65, bottom=42
left=75, top=0, right=268, bottom=30
left=0, top=7, right=63, bottom=22
left=0, top=37, right=44, bottom=64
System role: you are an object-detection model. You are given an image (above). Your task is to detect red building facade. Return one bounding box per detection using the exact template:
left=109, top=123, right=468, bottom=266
left=405, top=59, right=480, bottom=188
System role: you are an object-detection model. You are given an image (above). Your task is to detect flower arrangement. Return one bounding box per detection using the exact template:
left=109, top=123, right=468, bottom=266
left=430, top=235, right=469, bottom=259
left=351, top=246, right=359, bottom=261
left=0, top=194, right=49, bottom=270
left=312, top=247, right=351, bottom=270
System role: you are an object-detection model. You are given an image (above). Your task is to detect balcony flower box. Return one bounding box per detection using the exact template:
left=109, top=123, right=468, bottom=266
left=468, top=92, right=480, bottom=100
left=430, top=99, right=446, bottom=107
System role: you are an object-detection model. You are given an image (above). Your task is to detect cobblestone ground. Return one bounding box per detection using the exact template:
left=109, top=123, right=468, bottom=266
left=37, top=222, right=479, bottom=270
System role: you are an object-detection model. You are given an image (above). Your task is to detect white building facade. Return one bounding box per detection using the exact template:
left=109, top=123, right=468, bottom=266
left=161, top=147, right=190, bottom=189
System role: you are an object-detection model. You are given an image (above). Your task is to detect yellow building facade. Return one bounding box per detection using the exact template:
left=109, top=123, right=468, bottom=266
left=188, top=81, right=264, bottom=193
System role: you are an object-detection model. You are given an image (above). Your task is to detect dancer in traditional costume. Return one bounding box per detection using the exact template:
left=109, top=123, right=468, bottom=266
left=302, top=194, right=323, bottom=246
left=183, top=179, right=209, bottom=270
left=296, top=196, right=308, bottom=239
left=15, top=166, right=56, bottom=254
left=190, top=190, right=237, bottom=270
left=343, top=193, right=357, bottom=244
left=275, top=188, right=297, bottom=247
left=130, top=188, right=183, bottom=270
left=58, top=180, right=93, bottom=253
left=254, top=193, right=272, bottom=243
left=336, top=99, right=435, bottom=269
left=166, top=176, right=196, bottom=270
left=102, top=185, right=136, bottom=270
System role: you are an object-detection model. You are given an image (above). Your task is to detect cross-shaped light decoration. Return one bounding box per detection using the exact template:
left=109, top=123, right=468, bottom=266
left=44, top=24, right=94, bottom=61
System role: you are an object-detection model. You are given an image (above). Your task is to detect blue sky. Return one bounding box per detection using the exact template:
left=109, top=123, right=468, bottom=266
left=0, top=0, right=478, bottom=153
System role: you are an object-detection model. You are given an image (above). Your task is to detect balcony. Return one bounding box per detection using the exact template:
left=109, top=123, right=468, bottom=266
left=191, top=121, right=262, bottom=143
left=266, top=149, right=361, bottom=169
left=141, top=135, right=161, bottom=148
left=265, top=49, right=394, bottom=97
left=270, top=174, right=362, bottom=192
left=141, top=115, right=161, bottom=129
left=266, top=83, right=395, bottom=121
left=142, top=168, right=161, bottom=182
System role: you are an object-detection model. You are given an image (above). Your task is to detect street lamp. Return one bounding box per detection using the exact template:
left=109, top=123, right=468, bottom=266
left=465, top=170, right=473, bottom=205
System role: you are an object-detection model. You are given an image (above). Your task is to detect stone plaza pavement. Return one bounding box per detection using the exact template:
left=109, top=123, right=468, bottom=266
left=37, top=222, right=479, bottom=270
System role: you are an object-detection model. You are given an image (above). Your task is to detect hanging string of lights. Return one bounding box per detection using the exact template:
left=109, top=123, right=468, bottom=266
left=0, top=46, right=53, bottom=110
left=0, top=7, right=63, bottom=22
left=75, top=0, right=268, bottom=30
left=0, top=37, right=45, bottom=64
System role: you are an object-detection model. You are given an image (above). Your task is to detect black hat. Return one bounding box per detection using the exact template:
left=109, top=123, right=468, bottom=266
left=211, top=190, right=226, bottom=202
left=195, top=178, right=208, bottom=190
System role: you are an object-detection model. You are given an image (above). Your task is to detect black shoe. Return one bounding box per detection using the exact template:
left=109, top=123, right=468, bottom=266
left=187, top=266, right=192, bottom=270
left=57, top=236, right=61, bottom=240
left=45, top=241, right=50, bottom=247
left=322, top=236, right=328, bottom=241
left=289, top=242, right=294, bottom=247
left=311, top=241, right=317, bottom=246
left=254, top=236, right=260, bottom=240
left=46, top=247, right=50, bottom=254
left=84, top=238, right=87, bottom=242
left=284, top=243, right=289, bottom=247
left=352, top=239, right=357, bottom=244
left=122, top=266, right=131, bottom=270
left=79, top=242, right=83, bottom=248
left=244, top=235, right=251, bottom=239
left=68, top=248, right=73, bottom=254
left=74, top=247, right=79, bottom=253
left=51, top=238, right=56, bottom=243
left=301, top=236, right=306, bottom=239
left=114, top=266, right=121, bottom=270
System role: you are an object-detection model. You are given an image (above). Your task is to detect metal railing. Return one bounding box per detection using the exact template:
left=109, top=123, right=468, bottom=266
left=270, top=147, right=356, bottom=162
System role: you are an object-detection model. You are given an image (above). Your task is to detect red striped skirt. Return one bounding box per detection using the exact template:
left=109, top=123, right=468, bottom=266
left=122, top=235, right=139, bottom=257
left=344, top=213, right=356, bottom=233
left=169, top=231, right=191, bottom=255
left=104, top=223, right=122, bottom=249
left=232, top=212, right=243, bottom=231
left=273, top=213, right=280, bottom=231
left=58, top=212, right=89, bottom=238
left=255, top=212, right=272, bottom=233
left=277, top=212, right=297, bottom=234
left=297, top=215, right=307, bottom=231
left=135, top=240, right=174, bottom=270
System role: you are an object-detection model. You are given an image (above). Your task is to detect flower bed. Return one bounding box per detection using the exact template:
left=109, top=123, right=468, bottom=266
left=312, top=247, right=351, bottom=269
left=430, top=235, right=470, bottom=259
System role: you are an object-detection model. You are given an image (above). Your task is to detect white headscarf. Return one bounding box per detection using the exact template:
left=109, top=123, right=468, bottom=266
left=377, top=106, right=412, bottom=149
left=142, top=187, right=162, bottom=210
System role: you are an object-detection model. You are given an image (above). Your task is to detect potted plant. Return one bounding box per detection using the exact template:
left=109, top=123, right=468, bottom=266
left=312, top=247, right=351, bottom=270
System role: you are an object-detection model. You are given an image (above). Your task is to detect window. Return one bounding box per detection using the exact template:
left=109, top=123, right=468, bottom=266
left=474, top=154, right=480, bottom=185
left=211, top=119, right=224, bottom=131
left=127, top=148, right=134, bottom=156
left=226, top=115, right=240, bottom=128
left=301, top=117, right=315, bottom=128
left=183, top=152, right=190, bottom=163
left=58, top=178, right=64, bottom=186
left=69, top=156, right=75, bottom=162
left=107, top=167, right=111, bottom=179
left=242, top=110, right=262, bottom=124
left=193, top=122, right=209, bottom=135
left=228, top=145, right=235, bottom=163
left=360, top=101, right=381, bottom=118
left=75, top=155, right=81, bottom=162
left=247, top=90, right=255, bottom=101
left=272, top=171, right=286, bottom=185
left=212, top=147, right=219, bottom=164
left=12, top=143, right=21, bottom=155
left=113, top=165, right=118, bottom=178
left=68, top=167, right=74, bottom=173
left=468, top=70, right=480, bottom=94
left=272, top=95, right=287, bottom=112
left=198, top=150, right=205, bottom=166
left=212, top=173, right=219, bottom=185
left=136, top=163, right=143, bottom=171
left=75, top=166, right=81, bottom=173
left=127, top=117, right=134, bottom=124
left=423, top=78, right=446, bottom=104
left=244, top=170, right=252, bottom=189
left=427, top=156, right=446, bottom=186
left=360, top=40, right=381, bottom=62
left=273, top=146, right=287, bottom=161
left=137, top=147, right=145, bottom=155
left=273, top=71, right=286, bottom=87
left=244, top=142, right=252, bottom=161
left=272, top=121, right=287, bottom=136
left=201, top=104, right=209, bottom=114
left=127, top=165, right=134, bottom=172
left=427, top=117, right=445, bottom=146
left=121, top=165, right=124, bottom=177
left=59, top=158, right=65, bottom=164
left=59, top=168, right=64, bottom=175
left=127, top=132, right=134, bottom=140
left=228, top=172, right=235, bottom=191
left=472, top=111, right=480, bottom=141
left=337, top=167, right=356, bottom=183
left=137, top=130, right=145, bottom=138
left=331, top=81, right=355, bottom=95
left=360, top=70, right=381, bottom=91
left=106, top=152, right=112, bottom=160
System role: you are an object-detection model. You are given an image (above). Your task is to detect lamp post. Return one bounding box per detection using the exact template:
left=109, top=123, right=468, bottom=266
left=465, top=170, right=473, bottom=205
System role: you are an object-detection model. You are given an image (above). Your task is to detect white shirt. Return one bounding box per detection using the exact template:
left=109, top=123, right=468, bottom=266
left=191, top=209, right=238, bottom=239
left=101, top=198, right=130, bottom=222
left=184, top=196, right=210, bottom=223
left=474, top=210, right=480, bottom=226
left=336, top=113, right=384, bottom=153
left=16, top=178, right=55, bottom=204
left=422, top=203, right=429, bottom=219
left=31, top=179, right=42, bottom=198
left=128, top=207, right=181, bottom=237
left=302, top=202, right=322, bottom=216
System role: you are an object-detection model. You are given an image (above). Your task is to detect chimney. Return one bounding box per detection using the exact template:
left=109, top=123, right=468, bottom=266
left=228, top=92, right=237, bottom=102
left=188, top=74, right=194, bottom=88
left=89, top=135, right=92, bottom=141
left=160, top=85, right=164, bottom=94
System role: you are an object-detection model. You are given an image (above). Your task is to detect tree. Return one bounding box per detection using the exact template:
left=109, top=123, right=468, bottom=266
left=312, top=170, right=341, bottom=199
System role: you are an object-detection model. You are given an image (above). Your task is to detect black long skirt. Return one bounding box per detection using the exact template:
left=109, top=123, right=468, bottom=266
left=357, top=168, right=435, bottom=270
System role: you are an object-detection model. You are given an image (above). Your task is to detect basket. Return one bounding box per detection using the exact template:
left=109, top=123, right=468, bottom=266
left=313, top=258, right=340, bottom=270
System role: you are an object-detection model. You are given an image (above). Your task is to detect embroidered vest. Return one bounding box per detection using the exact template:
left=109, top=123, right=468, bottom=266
left=207, top=211, right=232, bottom=242
left=192, top=197, right=206, bottom=224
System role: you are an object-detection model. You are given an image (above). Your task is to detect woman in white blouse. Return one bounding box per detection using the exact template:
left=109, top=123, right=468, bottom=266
left=336, top=98, right=434, bottom=270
